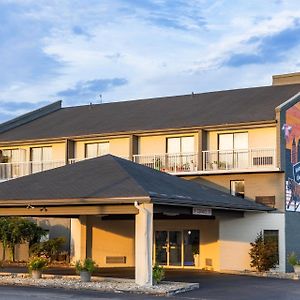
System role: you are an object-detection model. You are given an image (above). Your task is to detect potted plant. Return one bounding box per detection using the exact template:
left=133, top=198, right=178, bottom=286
left=288, top=252, right=300, bottom=273
left=153, top=264, right=165, bottom=285
left=27, top=256, right=48, bottom=279
left=75, top=258, right=97, bottom=282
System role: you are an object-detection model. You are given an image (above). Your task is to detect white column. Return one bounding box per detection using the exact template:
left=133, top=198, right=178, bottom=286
left=135, top=202, right=153, bottom=286
left=70, top=216, right=87, bottom=263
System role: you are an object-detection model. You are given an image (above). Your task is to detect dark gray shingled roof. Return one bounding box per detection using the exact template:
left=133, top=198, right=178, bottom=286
left=0, top=155, right=272, bottom=211
left=0, top=84, right=300, bottom=142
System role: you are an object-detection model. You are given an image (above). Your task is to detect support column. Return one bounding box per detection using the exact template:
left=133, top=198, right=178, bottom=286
left=197, top=129, right=207, bottom=171
left=70, top=216, right=87, bottom=262
left=135, top=202, right=153, bottom=286
left=129, top=135, right=139, bottom=161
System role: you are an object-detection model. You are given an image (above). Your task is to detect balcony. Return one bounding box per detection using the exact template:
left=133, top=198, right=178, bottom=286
left=202, top=148, right=277, bottom=172
left=0, top=160, right=65, bottom=181
left=133, top=153, right=198, bottom=174
left=0, top=148, right=277, bottom=181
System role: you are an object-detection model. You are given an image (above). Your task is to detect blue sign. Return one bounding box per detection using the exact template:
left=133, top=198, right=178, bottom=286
left=293, top=162, right=300, bottom=184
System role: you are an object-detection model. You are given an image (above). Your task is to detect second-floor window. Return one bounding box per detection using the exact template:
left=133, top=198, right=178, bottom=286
left=31, top=147, right=52, bottom=172
left=85, top=142, right=109, bottom=158
left=218, top=132, right=248, bottom=168
left=167, top=136, right=194, bottom=154
left=230, top=180, right=245, bottom=198
left=1, top=149, right=23, bottom=163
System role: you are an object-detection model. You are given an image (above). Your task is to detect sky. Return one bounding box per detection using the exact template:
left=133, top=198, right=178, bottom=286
left=1, top=0, right=300, bottom=122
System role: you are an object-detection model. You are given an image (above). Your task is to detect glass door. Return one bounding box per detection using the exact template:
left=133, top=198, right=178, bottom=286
left=169, top=231, right=182, bottom=266
left=183, top=230, right=200, bottom=266
left=155, top=230, right=200, bottom=268
left=155, top=231, right=168, bottom=265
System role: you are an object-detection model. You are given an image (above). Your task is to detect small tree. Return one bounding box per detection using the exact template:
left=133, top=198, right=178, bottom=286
left=0, top=217, right=46, bottom=262
left=249, top=231, right=278, bottom=272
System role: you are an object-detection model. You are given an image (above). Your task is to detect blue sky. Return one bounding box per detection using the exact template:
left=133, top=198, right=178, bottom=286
left=1, top=0, right=300, bottom=121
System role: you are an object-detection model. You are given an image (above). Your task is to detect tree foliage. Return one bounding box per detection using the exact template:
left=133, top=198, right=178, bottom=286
left=30, top=237, right=66, bottom=262
left=0, top=217, right=46, bottom=261
left=249, top=231, right=278, bottom=272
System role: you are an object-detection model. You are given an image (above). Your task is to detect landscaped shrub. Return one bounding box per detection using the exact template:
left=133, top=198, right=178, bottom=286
left=30, top=237, right=66, bottom=262
left=27, top=256, right=48, bottom=272
left=75, top=258, right=97, bottom=274
left=249, top=231, right=278, bottom=272
left=153, top=264, right=165, bottom=284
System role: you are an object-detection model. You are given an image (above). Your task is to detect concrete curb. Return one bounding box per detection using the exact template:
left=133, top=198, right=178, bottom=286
left=220, top=270, right=299, bottom=280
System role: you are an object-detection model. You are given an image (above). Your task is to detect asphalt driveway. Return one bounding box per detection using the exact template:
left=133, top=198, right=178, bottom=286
left=1, top=268, right=300, bottom=299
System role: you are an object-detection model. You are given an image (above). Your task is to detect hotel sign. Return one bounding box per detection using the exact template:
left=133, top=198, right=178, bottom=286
left=192, top=207, right=212, bottom=216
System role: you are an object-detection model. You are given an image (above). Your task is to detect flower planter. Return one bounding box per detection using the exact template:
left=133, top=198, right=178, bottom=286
left=193, top=254, right=199, bottom=268
left=293, top=265, right=300, bottom=274
left=80, top=270, right=91, bottom=282
left=31, top=270, right=42, bottom=279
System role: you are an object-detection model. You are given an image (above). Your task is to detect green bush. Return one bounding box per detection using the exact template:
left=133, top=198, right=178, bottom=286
left=27, top=256, right=48, bottom=271
left=30, top=237, right=66, bottom=262
left=75, top=258, right=97, bottom=274
left=153, top=264, right=165, bottom=284
left=249, top=231, right=278, bottom=272
left=288, top=252, right=300, bottom=266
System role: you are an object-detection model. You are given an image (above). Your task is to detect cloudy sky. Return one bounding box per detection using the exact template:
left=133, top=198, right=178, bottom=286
left=1, top=0, right=300, bottom=122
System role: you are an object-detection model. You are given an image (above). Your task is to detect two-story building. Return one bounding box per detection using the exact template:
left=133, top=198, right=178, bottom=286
left=0, top=72, right=300, bottom=283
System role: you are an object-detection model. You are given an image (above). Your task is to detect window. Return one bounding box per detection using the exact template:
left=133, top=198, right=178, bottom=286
left=2, top=149, right=25, bottom=162
left=264, top=230, right=279, bottom=264
left=167, top=136, right=194, bottom=153
left=30, top=147, right=52, bottom=172
left=230, top=180, right=245, bottom=198
left=85, top=142, right=109, bottom=158
left=218, top=132, right=248, bottom=168
left=31, top=147, right=52, bottom=162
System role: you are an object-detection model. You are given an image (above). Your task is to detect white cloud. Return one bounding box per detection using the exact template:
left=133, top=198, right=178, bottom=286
left=1, top=0, right=300, bottom=120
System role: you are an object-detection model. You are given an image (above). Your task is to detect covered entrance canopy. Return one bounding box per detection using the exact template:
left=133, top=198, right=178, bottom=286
left=0, top=155, right=271, bottom=285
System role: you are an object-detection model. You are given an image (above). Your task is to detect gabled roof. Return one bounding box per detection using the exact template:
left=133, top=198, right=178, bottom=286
left=0, top=84, right=300, bottom=142
left=0, top=155, right=271, bottom=211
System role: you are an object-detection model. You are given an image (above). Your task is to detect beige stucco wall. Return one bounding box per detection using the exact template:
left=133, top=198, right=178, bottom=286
left=74, top=137, right=130, bottom=159
left=84, top=217, right=219, bottom=270
left=187, top=172, right=285, bottom=211
left=138, top=132, right=198, bottom=155
left=219, top=212, right=285, bottom=272
left=207, top=127, right=276, bottom=151
left=90, top=217, right=135, bottom=267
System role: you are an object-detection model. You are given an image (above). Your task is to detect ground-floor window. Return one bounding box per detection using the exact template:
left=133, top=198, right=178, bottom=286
left=264, top=229, right=279, bottom=264
left=154, top=230, right=200, bottom=267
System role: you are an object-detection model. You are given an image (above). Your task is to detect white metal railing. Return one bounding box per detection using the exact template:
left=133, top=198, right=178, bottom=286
left=0, top=160, right=65, bottom=180
left=0, top=148, right=277, bottom=181
left=202, top=148, right=276, bottom=171
left=133, top=152, right=198, bottom=173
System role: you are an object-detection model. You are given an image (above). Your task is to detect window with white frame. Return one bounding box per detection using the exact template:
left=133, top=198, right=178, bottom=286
left=85, top=142, right=109, bottom=158
left=30, top=146, right=52, bottom=172
left=167, top=136, right=194, bottom=154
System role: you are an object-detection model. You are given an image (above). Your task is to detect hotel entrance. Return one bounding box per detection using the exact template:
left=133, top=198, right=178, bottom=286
left=154, top=230, right=200, bottom=268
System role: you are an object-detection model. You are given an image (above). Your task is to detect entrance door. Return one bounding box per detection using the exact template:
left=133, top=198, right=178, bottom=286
left=169, top=231, right=182, bottom=266
left=155, top=230, right=199, bottom=267
left=155, top=231, right=168, bottom=265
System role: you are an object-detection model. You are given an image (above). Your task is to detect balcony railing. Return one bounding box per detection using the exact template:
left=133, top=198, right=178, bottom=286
left=0, top=160, right=65, bottom=180
left=202, top=148, right=276, bottom=171
left=133, top=152, right=198, bottom=174
left=0, top=148, right=277, bottom=181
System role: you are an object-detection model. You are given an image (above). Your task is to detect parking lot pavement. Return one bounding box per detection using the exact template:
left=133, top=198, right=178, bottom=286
left=1, top=268, right=300, bottom=300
